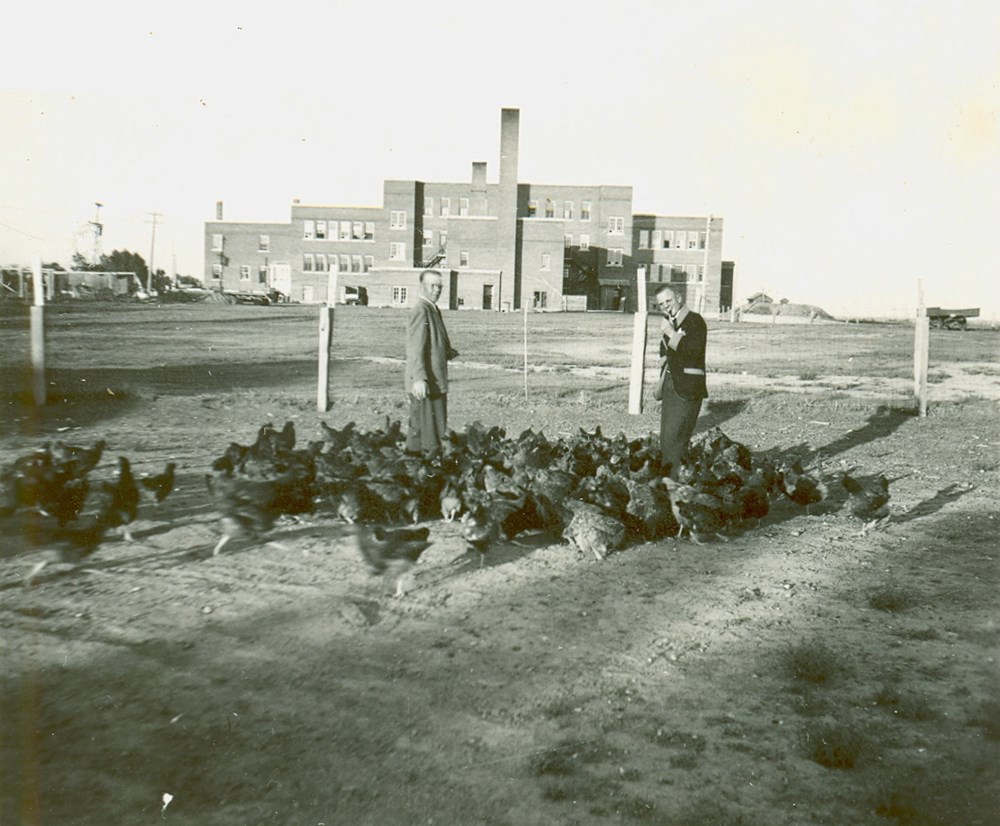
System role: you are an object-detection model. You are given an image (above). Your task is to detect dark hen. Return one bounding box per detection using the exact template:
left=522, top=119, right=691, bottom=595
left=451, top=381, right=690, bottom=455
left=354, top=525, right=432, bottom=596
left=461, top=505, right=502, bottom=567
left=780, top=459, right=829, bottom=514
left=140, top=462, right=176, bottom=505
left=664, top=478, right=729, bottom=544
left=104, top=456, right=140, bottom=541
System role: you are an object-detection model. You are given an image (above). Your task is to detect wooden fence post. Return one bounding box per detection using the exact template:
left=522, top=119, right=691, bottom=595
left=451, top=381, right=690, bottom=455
left=317, top=269, right=338, bottom=412
left=913, top=278, right=929, bottom=417
left=30, top=256, right=46, bottom=407
left=628, top=266, right=648, bottom=415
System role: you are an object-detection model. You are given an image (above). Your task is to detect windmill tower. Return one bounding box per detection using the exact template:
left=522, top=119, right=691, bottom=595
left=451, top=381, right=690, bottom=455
left=74, top=202, right=103, bottom=265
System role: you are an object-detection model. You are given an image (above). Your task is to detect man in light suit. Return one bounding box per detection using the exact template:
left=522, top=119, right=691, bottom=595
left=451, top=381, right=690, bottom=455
left=405, top=269, right=459, bottom=454
left=655, top=284, right=708, bottom=478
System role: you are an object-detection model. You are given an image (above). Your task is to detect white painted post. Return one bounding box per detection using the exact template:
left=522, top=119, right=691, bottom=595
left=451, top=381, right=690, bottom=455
left=914, top=278, right=929, bottom=417
left=317, top=268, right=338, bottom=412
left=628, top=266, right=648, bottom=415
left=30, top=256, right=46, bottom=407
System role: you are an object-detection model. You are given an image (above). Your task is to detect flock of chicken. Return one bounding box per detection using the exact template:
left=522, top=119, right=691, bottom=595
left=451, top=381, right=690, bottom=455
left=204, top=418, right=891, bottom=592
left=0, top=440, right=175, bottom=582
left=1, top=417, right=892, bottom=588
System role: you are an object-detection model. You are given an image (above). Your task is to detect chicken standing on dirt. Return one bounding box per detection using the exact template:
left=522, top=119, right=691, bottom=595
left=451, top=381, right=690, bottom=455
left=664, top=478, right=729, bottom=545
left=104, top=456, right=141, bottom=541
left=140, top=462, right=176, bottom=505
left=353, top=524, right=432, bottom=597
left=561, top=499, right=626, bottom=560
left=780, top=459, right=829, bottom=515
left=460, top=505, right=502, bottom=568
left=842, top=472, right=891, bottom=535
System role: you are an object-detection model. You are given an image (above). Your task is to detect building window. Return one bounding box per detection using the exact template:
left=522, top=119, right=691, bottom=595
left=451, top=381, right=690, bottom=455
left=316, top=254, right=327, bottom=272
left=336, top=221, right=349, bottom=240
left=363, top=255, right=374, bottom=272
left=689, top=233, right=699, bottom=250
left=303, top=220, right=315, bottom=240
left=651, top=230, right=661, bottom=249
left=424, top=197, right=433, bottom=216
left=563, top=201, right=573, bottom=220
left=699, top=231, right=707, bottom=249
left=211, top=263, right=222, bottom=278
left=607, top=248, right=623, bottom=267
left=364, top=222, right=374, bottom=240
left=527, top=200, right=537, bottom=217
left=303, top=254, right=314, bottom=272
left=315, top=220, right=327, bottom=240
left=675, top=231, right=686, bottom=249
left=389, top=242, right=406, bottom=261
left=423, top=230, right=434, bottom=246
left=440, top=198, right=450, bottom=217
left=671, top=265, right=686, bottom=283
left=439, top=231, right=448, bottom=247
left=533, top=291, right=547, bottom=309
left=258, top=265, right=267, bottom=284
left=696, top=264, right=705, bottom=281
left=239, top=265, right=250, bottom=281
left=459, top=197, right=469, bottom=217
left=638, top=230, right=649, bottom=250
left=581, top=201, right=591, bottom=220
left=564, top=234, right=573, bottom=248
left=545, top=199, right=554, bottom=218
left=541, top=252, right=551, bottom=271
left=392, top=286, right=408, bottom=305
left=580, top=234, right=590, bottom=250
left=211, top=234, right=223, bottom=252
left=564, top=265, right=571, bottom=278
left=390, top=210, right=407, bottom=230
left=662, top=231, right=673, bottom=249
left=339, top=254, right=350, bottom=272
left=608, top=216, right=624, bottom=235
left=349, top=221, right=362, bottom=240
left=352, top=255, right=362, bottom=273
left=258, top=234, right=269, bottom=252
left=459, top=250, right=469, bottom=267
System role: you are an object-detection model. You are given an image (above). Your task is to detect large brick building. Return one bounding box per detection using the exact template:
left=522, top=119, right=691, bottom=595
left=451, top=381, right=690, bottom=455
left=204, top=108, right=727, bottom=313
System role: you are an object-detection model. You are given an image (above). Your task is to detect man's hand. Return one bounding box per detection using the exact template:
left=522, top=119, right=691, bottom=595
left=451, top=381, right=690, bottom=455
left=412, top=380, right=429, bottom=401
left=661, top=315, right=677, bottom=336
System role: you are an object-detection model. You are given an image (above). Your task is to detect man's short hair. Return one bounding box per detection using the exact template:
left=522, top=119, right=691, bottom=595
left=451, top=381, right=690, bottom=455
left=419, top=269, right=442, bottom=284
left=655, top=284, right=681, bottom=299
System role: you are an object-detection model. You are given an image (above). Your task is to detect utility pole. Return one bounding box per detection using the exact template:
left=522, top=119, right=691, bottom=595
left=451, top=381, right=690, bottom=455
left=89, top=202, right=104, bottom=266
left=146, top=212, right=161, bottom=293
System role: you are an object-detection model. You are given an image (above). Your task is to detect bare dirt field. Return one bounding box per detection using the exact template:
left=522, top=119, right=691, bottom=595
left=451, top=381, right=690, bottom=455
left=1, top=303, right=998, bottom=826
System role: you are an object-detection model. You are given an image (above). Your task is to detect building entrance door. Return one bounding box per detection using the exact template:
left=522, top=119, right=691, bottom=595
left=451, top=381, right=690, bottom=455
left=482, top=284, right=493, bottom=310
left=269, top=263, right=291, bottom=298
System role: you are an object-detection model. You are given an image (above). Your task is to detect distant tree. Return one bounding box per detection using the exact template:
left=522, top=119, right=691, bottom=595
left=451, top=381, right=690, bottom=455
left=42, top=261, right=65, bottom=271
left=99, top=250, right=148, bottom=289
left=177, top=274, right=202, bottom=288
left=150, top=269, right=173, bottom=292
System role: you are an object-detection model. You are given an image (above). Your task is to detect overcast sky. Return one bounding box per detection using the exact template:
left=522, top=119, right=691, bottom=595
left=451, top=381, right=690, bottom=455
left=2, top=0, right=997, bottom=318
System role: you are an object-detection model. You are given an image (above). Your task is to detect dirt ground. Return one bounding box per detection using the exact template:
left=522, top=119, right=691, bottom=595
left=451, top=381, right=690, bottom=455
left=1, top=308, right=998, bottom=826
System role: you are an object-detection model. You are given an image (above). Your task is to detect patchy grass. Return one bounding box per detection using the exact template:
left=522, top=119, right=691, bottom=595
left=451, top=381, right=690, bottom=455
left=873, top=684, right=938, bottom=721
left=784, top=640, right=845, bottom=684
left=798, top=369, right=820, bottom=381
left=967, top=699, right=1000, bottom=740
left=894, top=626, right=940, bottom=641
left=868, top=585, right=917, bottom=613
left=803, top=721, right=868, bottom=769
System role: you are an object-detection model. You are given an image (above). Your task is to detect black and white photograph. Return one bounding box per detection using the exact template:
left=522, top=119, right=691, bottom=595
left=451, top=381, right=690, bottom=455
left=2, top=2, right=997, bottom=824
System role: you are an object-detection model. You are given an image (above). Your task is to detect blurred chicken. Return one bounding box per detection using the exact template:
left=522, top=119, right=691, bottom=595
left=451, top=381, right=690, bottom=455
left=320, top=420, right=356, bottom=453
left=140, top=462, right=176, bottom=505
left=439, top=481, right=462, bottom=522
left=842, top=472, right=891, bottom=534
left=49, top=438, right=107, bottom=479
left=354, top=524, right=432, bottom=596
left=104, top=456, right=140, bottom=541
left=664, top=478, right=729, bottom=544
left=624, top=478, right=678, bottom=541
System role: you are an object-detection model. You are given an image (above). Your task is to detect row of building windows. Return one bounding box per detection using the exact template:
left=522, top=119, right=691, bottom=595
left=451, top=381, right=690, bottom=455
left=304, top=220, right=376, bottom=241
left=526, top=200, right=594, bottom=221
left=304, top=254, right=376, bottom=272
left=423, top=197, right=471, bottom=218
left=637, top=230, right=707, bottom=250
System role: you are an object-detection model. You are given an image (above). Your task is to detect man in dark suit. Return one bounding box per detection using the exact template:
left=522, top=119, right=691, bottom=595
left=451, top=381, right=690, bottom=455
left=405, top=269, right=459, bottom=454
left=655, top=284, right=707, bottom=478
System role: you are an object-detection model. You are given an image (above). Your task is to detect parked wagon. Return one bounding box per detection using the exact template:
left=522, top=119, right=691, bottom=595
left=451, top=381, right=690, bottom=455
left=925, top=307, right=979, bottom=330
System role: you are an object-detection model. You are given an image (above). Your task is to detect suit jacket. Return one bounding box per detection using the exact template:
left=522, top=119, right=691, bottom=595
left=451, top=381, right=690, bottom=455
left=406, top=297, right=456, bottom=396
left=659, top=306, right=708, bottom=401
